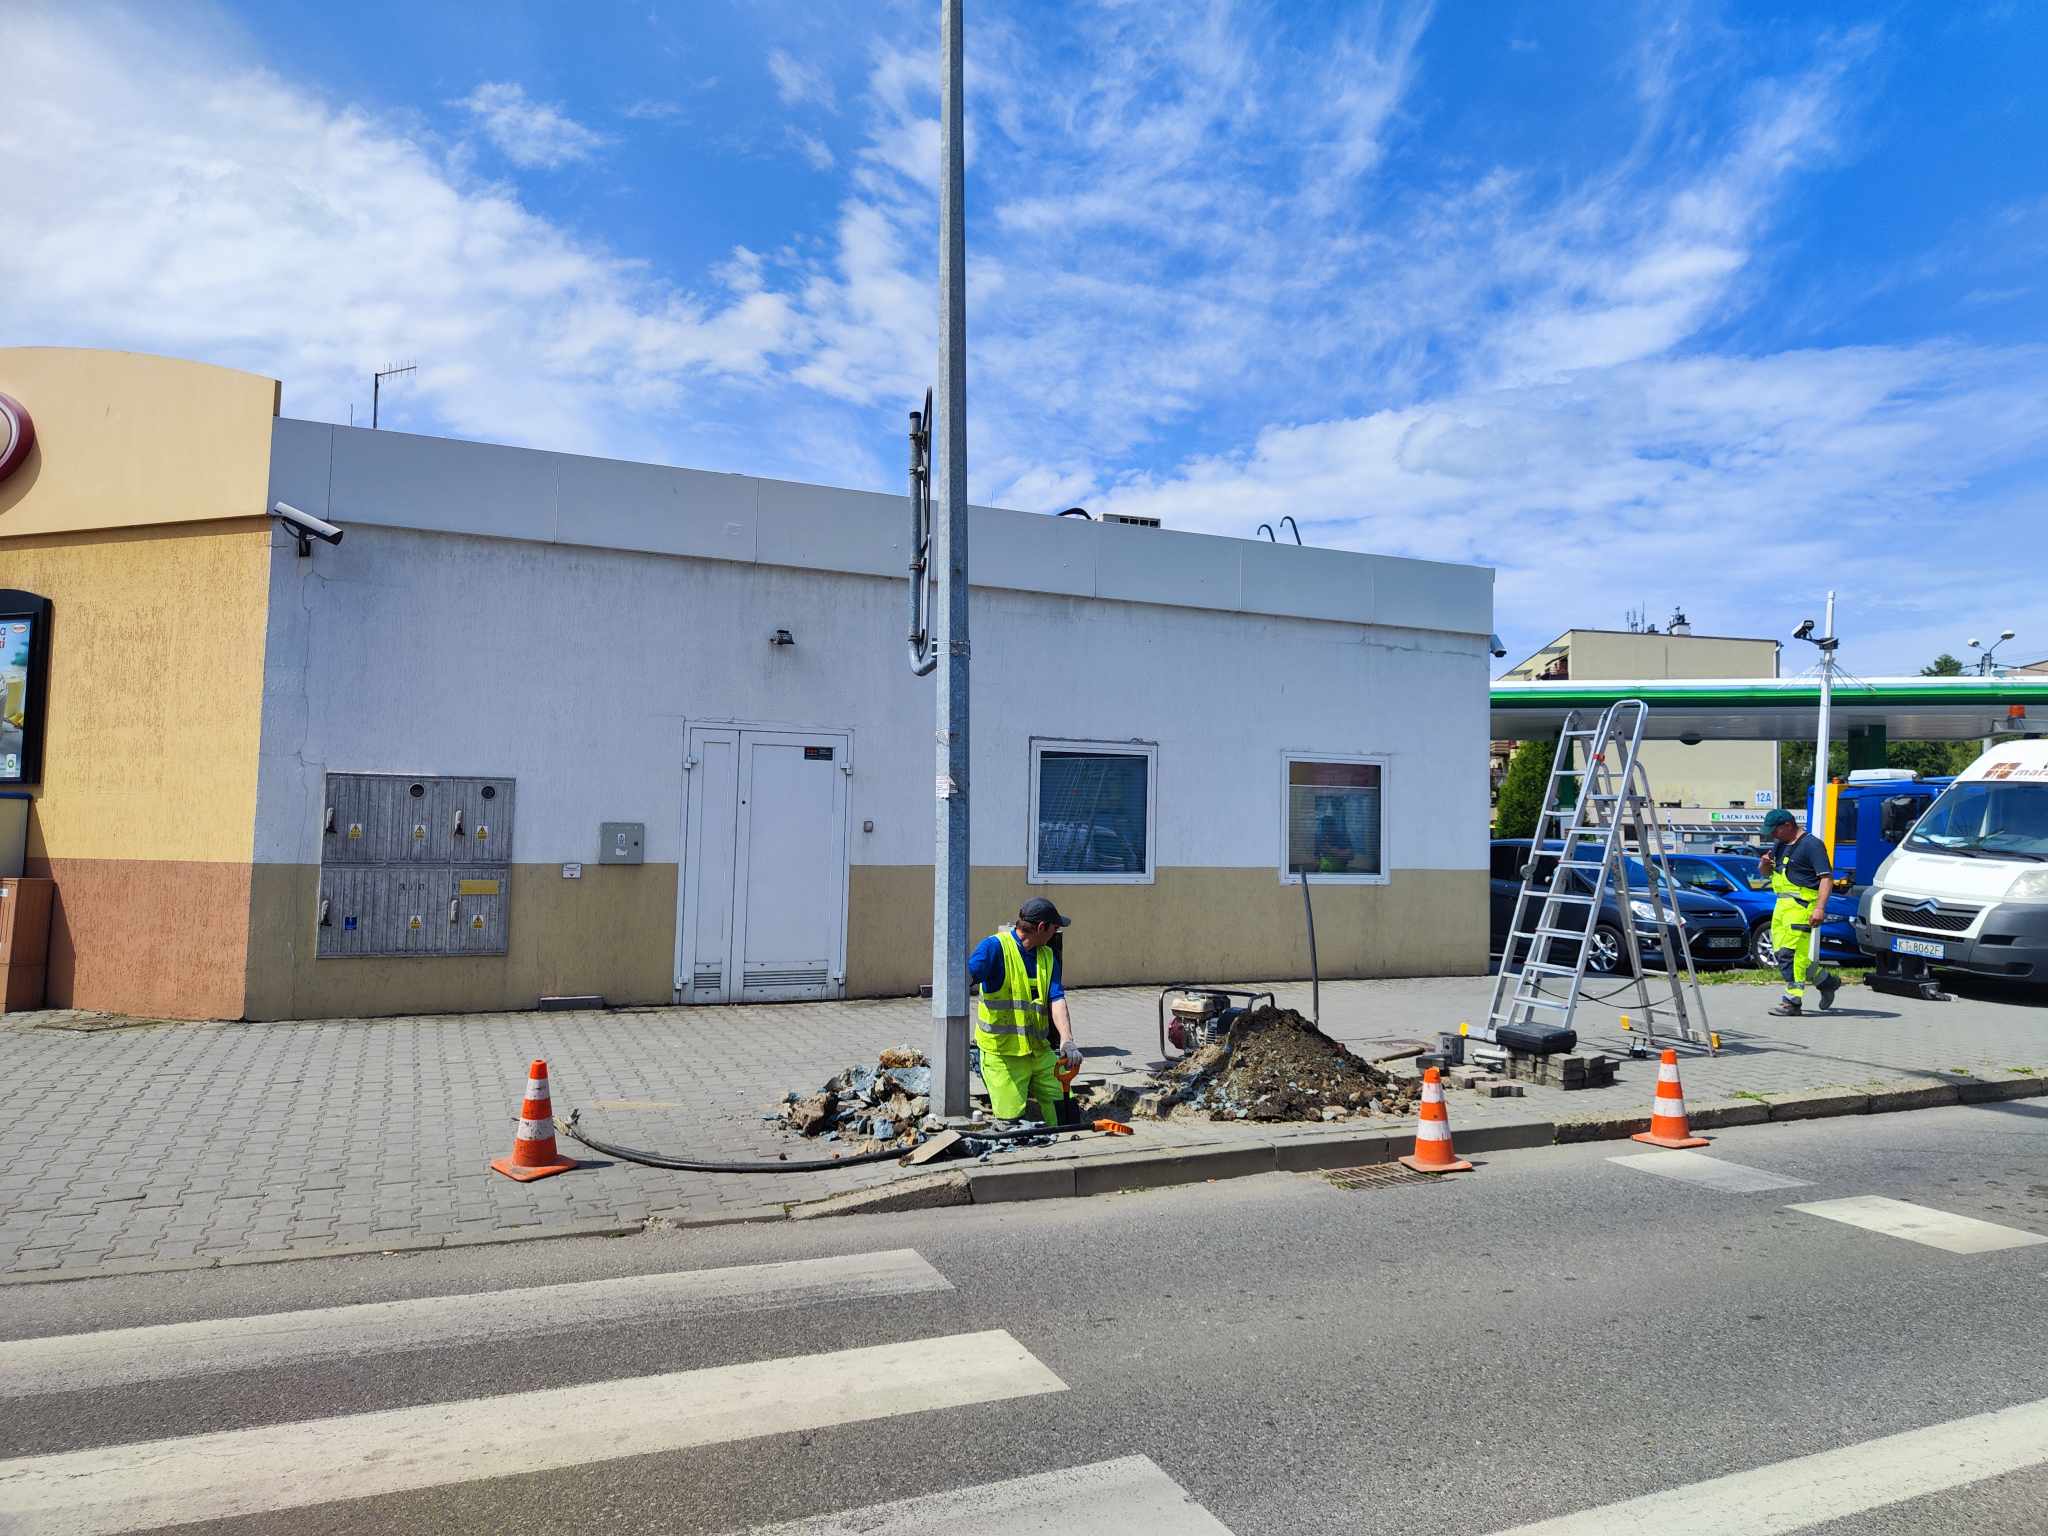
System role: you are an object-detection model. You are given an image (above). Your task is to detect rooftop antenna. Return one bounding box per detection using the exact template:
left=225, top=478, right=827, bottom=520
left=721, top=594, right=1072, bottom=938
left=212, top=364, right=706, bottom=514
left=372, top=362, right=417, bottom=429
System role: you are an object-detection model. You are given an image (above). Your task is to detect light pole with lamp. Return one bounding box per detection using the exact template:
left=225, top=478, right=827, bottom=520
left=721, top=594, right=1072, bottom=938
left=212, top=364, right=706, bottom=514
left=1968, top=629, right=2017, bottom=675
left=1967, top=629, right=2016, bottom=755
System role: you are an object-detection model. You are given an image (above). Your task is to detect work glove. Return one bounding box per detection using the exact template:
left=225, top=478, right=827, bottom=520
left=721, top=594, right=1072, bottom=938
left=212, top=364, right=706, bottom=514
left=1058, top=1040, right=1082, bottom=1068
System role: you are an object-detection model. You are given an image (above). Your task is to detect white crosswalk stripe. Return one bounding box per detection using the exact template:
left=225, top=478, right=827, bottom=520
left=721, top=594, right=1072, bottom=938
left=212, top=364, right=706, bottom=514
left=0, top=1329, right=1067, bottom=1536
left=729, top=1455, right=1235, bottom=1534
left=1482, top=1392, right=2048, bottom=1534
left=1788, top=1195, right=2048, bottom=1253
left=1607, top=1150, right=1810, bottom=1193
left=0, top=1248, right=952, bottom=1398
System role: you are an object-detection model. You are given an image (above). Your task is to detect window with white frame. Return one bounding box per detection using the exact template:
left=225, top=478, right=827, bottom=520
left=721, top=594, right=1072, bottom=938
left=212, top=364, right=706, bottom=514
left=1029, top=740, right=1156, bottom=883
left=1282, top=755, right=1387, bottom=882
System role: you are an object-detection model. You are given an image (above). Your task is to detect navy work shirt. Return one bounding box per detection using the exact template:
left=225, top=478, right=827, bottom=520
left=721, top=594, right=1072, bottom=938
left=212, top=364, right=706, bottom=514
left=1771, top=832, right=1833, bottom=892
left=967, top=927, right=1065, bottom=1002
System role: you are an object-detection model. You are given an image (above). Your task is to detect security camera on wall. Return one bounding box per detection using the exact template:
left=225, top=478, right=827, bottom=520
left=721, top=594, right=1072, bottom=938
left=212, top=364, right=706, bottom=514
left=270, top=501, right=343, bottom=555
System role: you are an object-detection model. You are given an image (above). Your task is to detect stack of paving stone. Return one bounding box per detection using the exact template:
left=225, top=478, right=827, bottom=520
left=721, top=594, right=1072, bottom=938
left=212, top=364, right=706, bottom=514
left=1443, top=1063, right=1527, bottom=1098
left=1500, top=1050, right=1618, bottom=1090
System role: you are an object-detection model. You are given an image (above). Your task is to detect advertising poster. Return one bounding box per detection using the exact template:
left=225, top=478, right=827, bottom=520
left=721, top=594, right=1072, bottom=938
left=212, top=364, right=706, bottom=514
left=1, top=616, right=33, bottom=783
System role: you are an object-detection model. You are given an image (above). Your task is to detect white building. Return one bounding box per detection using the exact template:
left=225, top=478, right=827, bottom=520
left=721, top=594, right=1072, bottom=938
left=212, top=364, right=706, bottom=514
left=2, top=349, right=1494, bottom=1021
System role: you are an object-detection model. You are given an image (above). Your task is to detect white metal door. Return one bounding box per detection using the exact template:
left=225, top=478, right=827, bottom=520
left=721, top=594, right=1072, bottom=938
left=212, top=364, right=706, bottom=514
left=679, top=728, right=739, bottom=1003
left=731, top=731, right=848, bottom=1001
left=678, top=725, right=849, bottom=1004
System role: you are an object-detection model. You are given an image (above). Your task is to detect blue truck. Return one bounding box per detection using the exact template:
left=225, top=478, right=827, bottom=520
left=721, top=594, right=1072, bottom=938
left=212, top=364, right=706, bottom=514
left=1674, top=771, right=1950, bottom=969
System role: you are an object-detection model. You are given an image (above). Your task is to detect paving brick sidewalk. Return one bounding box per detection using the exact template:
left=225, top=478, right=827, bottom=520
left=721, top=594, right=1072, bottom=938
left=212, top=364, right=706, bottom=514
left=2, top=974, right=2043, bottom=1278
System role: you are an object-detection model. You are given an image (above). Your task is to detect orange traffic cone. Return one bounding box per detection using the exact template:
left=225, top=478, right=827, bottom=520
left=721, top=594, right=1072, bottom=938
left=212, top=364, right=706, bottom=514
left=490, top=1059, right=578, bottom=1181
left=1398, top=1066, right=1472, bottom=1174
left=1630, top=1049, right=1710, bottom=1149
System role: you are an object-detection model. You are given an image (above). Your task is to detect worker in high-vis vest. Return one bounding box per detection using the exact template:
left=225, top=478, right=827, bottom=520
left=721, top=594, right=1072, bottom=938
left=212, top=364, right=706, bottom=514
left=1759, top=807, right=1839, bottom=1016
left=966, top=897, right=1081, bottom=1124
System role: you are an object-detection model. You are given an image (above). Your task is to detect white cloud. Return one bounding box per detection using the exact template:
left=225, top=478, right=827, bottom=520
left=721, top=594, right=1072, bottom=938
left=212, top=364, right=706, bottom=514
left=0, top=8, right=794, bottom=461
left=767, top=48, right=835, bottom=111
left=6, top=2, right=2044, bottom=672
left=457, top=81, right=608, bottom=169
left=790, top=128, right=835, bottom=171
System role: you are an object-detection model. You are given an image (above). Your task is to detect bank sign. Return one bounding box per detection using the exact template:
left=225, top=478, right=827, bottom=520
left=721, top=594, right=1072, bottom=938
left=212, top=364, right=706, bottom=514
left=0, top=392, right=33, bottom=486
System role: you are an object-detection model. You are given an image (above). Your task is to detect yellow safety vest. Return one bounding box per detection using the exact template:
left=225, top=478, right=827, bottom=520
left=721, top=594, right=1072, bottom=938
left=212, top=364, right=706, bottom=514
left=974, top=929, right=1054, bottom=1057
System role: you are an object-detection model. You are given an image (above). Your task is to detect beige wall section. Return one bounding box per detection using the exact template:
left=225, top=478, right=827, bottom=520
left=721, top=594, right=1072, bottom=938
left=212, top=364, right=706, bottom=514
left=2, top=523, right=274, bottom=863
left=0, top=348, right=282, bottom=1018
left=243, top=863, right=678, bottom=1020
left=0, top=349, right=280, bottom=536
left=1501, top=629, right=1780, bottom=810
left=1635, top=740, right=1778, bottom=810
left=845, top=867, right=1488, bottom=998
left=246, top=860, right=1479, bottom=1018
left=1564, top=630, right=1778, bottom=681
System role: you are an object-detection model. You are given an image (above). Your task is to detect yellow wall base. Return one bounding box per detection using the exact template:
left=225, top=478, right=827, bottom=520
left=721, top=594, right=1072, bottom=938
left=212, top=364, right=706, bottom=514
left=844, top=866, right=1488, bottom=998
left=243, top=862, right=679, bottom=1020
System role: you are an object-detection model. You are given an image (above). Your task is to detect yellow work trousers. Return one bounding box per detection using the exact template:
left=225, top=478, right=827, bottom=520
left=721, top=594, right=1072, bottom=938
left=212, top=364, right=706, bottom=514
left=1771, top=894, right=1826, bottom=1001
left=976, top=1040, right=1064, bottom=1122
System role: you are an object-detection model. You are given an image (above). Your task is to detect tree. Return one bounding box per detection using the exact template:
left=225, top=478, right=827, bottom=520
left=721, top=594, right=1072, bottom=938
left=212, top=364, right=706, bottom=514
left=1922, top=653, right=1965, bottom=677
left=1493, top=737, right=1556, bottom=839
left=1779, top=738, right=1847, bottom=807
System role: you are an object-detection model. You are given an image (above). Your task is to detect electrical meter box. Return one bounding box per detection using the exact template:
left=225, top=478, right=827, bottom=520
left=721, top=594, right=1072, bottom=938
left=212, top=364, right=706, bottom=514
left=318, top=774, right=515, bottom=957
left=597, top=822, right=645, bottom=865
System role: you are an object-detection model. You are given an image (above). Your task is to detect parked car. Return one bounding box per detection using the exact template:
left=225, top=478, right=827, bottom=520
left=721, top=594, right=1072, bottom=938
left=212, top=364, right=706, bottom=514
left=1488, top=839, right=1750, bottom=976
left=1642, top=851, right=1861, bottom=970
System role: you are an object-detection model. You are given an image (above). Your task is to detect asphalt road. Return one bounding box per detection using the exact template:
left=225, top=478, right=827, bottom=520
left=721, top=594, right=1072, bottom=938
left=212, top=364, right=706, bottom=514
left=4, top=1103, right=2047, bottom=1534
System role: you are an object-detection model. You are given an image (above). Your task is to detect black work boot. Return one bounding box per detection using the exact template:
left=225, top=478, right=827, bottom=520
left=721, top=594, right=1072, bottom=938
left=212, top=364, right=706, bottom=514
left=1816, top=971, right=1841, bottom=1011
left=1769, top=997, right=1803, bottom=1018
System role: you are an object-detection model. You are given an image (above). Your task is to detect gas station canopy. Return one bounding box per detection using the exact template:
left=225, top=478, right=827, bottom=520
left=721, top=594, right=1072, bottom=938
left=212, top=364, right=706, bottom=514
left=1490, top=675, right=2047, bottom=743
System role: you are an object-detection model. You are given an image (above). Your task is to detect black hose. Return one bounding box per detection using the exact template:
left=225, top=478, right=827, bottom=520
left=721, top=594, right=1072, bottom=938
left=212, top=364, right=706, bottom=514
left=561, top=1109, right=1082, bottom=1175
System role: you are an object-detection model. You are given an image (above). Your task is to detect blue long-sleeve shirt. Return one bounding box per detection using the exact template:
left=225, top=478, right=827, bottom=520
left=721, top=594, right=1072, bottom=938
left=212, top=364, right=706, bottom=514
left=967, top=928, right=1064, bottom=1002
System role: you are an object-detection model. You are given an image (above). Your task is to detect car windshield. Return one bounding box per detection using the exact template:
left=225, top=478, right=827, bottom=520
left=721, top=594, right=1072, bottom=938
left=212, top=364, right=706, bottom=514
left=1904, top=780, right=2048, bottom=861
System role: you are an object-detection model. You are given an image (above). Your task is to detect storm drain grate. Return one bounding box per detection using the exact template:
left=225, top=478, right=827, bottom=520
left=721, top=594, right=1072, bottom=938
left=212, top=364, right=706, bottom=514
left=1313, top=1163, right=1436, bottom=1191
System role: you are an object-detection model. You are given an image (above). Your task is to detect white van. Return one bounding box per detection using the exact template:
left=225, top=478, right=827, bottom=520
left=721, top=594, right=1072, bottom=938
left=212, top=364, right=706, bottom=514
left=1855, top=740, right=2048, bottom=985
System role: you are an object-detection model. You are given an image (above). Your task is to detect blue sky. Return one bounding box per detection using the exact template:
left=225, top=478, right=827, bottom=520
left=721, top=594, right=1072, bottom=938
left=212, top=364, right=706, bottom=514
left=5, top=1, right=2047, bottom=675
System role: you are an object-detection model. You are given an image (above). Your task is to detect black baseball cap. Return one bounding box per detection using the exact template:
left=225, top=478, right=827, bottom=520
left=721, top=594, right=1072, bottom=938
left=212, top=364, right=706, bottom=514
left=1018, top=897, right=1071, bottom=928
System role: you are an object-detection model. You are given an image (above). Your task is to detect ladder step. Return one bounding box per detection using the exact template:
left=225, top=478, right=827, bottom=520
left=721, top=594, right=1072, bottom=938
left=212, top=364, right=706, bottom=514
left=1517, top=961, right=1582, bottom=978
left=1504, top=995, right=1573, bottom=1010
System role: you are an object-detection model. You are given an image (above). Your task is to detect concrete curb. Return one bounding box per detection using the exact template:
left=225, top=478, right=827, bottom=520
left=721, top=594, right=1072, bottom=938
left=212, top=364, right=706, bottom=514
left=0, top=1217, right=645, bottom=1288
left=14, top=1072, right=2041, bottom=1269
left=1550, top=1073, right=2048, bottom=1146
left=787, top=1116, right=1560, bottom=1219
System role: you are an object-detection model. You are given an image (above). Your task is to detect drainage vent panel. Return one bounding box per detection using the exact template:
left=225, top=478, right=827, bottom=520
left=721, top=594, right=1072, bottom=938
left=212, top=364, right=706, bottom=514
left=1313, top=1163, right=1436, bottom=1191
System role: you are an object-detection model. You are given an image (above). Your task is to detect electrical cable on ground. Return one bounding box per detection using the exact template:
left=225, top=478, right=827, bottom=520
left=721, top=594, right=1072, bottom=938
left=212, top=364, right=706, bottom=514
left=561, top=1109, right=1103, bottom=1175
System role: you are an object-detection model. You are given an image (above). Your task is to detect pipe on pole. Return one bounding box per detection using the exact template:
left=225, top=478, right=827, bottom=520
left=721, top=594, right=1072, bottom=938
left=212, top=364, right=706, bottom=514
left=1811, top=590, right=1837, bottom=826
left=931, top=0, right=973, bottom=1118
left=1808, top=591, right=1837, bottom=971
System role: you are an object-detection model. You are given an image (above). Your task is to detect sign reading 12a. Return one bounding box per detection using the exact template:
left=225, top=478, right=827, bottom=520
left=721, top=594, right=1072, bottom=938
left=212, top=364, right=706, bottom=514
left=0, top=392, right=33, bottom=486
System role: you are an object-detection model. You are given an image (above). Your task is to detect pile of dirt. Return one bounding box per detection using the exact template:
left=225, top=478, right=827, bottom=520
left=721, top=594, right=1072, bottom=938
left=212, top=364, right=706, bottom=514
left=773, top=1047, right=932, bottom=1152
left=1148, top=1006, right=1418, bottom=1123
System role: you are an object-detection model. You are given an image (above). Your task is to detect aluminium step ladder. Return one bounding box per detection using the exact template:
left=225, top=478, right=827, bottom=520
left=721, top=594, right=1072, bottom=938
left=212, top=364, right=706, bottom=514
left=1481, top=699, right=1715, bottom=1057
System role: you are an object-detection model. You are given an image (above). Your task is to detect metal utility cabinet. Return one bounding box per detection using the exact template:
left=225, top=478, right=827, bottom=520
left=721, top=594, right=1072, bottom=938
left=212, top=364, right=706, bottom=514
left=317, top=773, right=515, bottom=958
left=0, top=877, right=53, bottom=1011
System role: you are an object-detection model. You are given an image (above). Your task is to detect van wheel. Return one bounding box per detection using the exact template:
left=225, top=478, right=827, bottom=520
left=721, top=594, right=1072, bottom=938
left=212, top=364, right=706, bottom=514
left=1747, top=920, right=1777, bottom=971
left=1586, top=923, right=1629, bottom=976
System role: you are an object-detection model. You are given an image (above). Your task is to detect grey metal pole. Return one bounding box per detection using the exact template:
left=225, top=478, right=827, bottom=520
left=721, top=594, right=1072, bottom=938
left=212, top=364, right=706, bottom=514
left=1808, top=591, right=1837, bottom=972
left=1811, top=590, right=1836, bottom=831
left=931, top=0, right=972, bottom=1118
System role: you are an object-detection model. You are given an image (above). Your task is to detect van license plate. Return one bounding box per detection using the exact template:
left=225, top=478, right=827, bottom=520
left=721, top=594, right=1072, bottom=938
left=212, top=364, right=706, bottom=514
left=1892, top=937, right=1945, bottom=959
left=1702, top=936, right=1741, bottom=948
